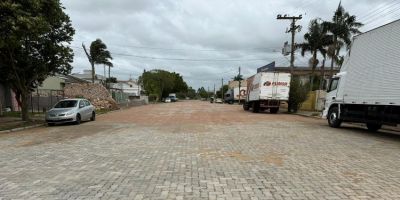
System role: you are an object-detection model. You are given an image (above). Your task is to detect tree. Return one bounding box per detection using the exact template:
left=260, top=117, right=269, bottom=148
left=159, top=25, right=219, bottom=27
left=186, top=87, right=196, bottom=99
left=197, top=87, right=208, bottom=99
left=0, top=0, right=75, bottom=121
left=82, top=39, right=113, bottom=83
left=324, top=2, right=363, bottom=77
left=298, top=19, right=333, bottom=91
left=288, top=76, right=309, bottom=112
left=106, top=77, right=117, bottom=83
left=216, top=85, right=229, bottom=98
left=233, top=74, right=244, bottom=81
left=138, top=69, right=189, bottom=101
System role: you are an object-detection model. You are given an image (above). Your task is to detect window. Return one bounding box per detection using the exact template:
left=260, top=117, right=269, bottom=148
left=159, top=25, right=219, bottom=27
left=328, top=78, right=339, bottom=92
left=79, top=100, right=85, bottom=108
left=54, top=100, right=77, bottom=108
left=85, top=100, right=91, bottom=106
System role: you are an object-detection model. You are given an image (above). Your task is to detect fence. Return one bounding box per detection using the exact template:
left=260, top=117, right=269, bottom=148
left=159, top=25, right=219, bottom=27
left=29, top=89, right=64, bottom=113
left=111, top=90, right=130, bottom=104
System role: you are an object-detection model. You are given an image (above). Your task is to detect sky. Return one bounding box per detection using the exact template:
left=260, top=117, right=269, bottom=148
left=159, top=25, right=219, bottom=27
left=61, top=0, right=399, bottom=90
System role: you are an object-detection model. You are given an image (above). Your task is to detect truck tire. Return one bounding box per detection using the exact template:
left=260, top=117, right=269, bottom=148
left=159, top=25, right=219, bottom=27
left=366, top=123, right=382, bottom=132
left=270, top=107, right=279, bottom=114
left=243, top=103, right=249, bottom=111
left=252, top=102, right=260, bottom=113
left=328, top=107, right=342, bottom=128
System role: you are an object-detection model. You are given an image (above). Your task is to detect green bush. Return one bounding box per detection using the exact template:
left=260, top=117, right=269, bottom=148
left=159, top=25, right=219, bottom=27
left=288, top=76, right=309, bottom=113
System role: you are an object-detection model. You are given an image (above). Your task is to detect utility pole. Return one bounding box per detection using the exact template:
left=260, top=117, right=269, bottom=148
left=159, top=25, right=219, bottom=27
left=213, top=84, right=216, bottom=97
left=238, top=66, right=241, bottom=104
left=277, top=14, right=302, bottom=75
left=221, top=78, right=224, bottom=101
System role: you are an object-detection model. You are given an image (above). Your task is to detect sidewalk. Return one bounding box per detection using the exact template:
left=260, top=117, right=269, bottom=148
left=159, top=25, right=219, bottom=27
left=294, top=110, right=322, bottom=118
left=0, top=115, right=45, bottom=133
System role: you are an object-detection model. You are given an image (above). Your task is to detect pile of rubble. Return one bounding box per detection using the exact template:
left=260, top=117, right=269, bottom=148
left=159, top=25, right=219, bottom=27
left=64, top=83, right=119, bottom=110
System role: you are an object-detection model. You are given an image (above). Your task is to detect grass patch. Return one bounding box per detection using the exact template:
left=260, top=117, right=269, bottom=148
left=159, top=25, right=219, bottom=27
left=1, top=111, right=44, bottom=118
left=0, top=120, right=44, bottom=131
left=96, top=109, right=112, bottom=115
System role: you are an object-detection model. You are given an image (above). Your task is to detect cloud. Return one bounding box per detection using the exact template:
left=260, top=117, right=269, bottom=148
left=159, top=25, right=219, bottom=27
left=61, top=0, right=397, bottom=89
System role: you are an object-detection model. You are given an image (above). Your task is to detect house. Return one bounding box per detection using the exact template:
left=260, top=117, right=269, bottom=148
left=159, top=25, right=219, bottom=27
left=110, top=79, right=141, bottom=98
left=70, top=70, right=106, bottom=84
left=228, top=80, right=247, bottom=89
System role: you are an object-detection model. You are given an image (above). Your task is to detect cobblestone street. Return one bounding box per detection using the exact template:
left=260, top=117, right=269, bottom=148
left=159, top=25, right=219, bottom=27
left=0, top=101, right=399, bottom=199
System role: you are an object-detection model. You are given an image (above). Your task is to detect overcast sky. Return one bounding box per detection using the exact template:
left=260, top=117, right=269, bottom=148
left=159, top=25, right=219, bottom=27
left=61, top=0, right=399, bottom=90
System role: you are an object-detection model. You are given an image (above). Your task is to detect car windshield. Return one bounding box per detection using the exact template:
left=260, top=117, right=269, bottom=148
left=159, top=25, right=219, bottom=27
left=54, top=100, right=78, bottom=108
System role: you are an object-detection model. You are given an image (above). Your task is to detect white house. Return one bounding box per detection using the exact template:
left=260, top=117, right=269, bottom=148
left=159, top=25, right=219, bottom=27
left=70, top=70, right=106, bottom=83
left=111, top=79, right=141, bottom=97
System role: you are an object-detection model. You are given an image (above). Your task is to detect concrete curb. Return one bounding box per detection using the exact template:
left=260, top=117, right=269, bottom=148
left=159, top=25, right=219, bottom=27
left=292, top=113, right=323, bottom=119
left=0, top=123, right=45, bottom=134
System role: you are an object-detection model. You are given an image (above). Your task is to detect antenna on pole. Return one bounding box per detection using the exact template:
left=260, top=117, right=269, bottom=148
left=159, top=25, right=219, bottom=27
left=277, top=14, right=302, bottom=75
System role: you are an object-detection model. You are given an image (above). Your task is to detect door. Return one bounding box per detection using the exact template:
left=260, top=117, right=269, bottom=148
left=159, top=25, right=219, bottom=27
left=324, top=77, right=340, bottom=116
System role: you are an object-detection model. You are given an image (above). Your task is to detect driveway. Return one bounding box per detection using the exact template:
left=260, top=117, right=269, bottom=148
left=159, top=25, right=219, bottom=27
left=0, top=101, right=399, bottom=199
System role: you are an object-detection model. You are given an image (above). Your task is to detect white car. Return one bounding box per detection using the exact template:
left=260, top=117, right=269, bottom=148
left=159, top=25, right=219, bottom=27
left=165, top=97, right=172, bottom=103
left=46, top=99, right=96, bottom=126
left=215, top=98, right=223, bottom=103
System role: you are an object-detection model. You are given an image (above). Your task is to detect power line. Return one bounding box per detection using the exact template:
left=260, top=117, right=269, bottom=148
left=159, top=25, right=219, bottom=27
left=357, top=0, right=399, bottom=21
left=363, top=4, right=400, bottom=25
left=76, top=40, right=281, bottom=53
left=70, top=46, right=274, bottom=62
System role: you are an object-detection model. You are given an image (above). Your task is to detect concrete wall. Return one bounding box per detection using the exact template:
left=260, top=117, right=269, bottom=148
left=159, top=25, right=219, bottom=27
left=300, top=90, right=326, bottom=111
left=37, top=76, right=65, bottom=90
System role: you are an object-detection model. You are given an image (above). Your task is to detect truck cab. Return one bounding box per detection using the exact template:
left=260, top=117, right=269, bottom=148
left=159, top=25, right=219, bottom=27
left=323, top=72, right=346, bottom=128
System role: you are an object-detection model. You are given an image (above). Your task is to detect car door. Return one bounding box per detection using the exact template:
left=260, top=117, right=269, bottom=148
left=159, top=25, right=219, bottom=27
left=78, top=100, right=87, bottom=120
left=85, top=100, right=93, bottom=119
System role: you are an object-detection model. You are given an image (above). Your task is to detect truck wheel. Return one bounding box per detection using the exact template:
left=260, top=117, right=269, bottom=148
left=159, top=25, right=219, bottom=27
left=243, top=103, right=249, bottom=111
left=328, top=107, right=342, bottom=128
left=270, top=107, right=279, bottom=114
left=366, top=123, right=382, bottom=132
left=252, top=102, right=260, bottom=113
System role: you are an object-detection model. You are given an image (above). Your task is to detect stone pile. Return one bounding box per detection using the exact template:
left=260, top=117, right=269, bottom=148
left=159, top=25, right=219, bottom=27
left=64, top=83, right=119, bottom=110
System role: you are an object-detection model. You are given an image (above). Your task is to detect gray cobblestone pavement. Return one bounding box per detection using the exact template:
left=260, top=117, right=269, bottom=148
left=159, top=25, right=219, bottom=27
left=0, top=101, right=399, bottom=199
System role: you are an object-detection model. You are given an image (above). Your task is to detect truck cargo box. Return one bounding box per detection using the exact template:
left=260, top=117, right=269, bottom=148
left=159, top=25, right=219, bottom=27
left=247, top=72, right=291, bottom=102
left=336, top=20, right=400, bottom=105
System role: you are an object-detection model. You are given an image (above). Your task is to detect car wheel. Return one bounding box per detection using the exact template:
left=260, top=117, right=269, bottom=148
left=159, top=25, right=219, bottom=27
left=47, top=123, right=55, bottom=126
left=75, top=114, right=81, bottom=125
left=328, top=107, right=342, bottom=128
left=366, top=123, right=382, bottom=132
left=90, top=112, right=96, bottom=121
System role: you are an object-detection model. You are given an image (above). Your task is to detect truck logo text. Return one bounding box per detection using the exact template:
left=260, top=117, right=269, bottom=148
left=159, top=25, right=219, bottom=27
left=264, top=81, right=288, bottom=86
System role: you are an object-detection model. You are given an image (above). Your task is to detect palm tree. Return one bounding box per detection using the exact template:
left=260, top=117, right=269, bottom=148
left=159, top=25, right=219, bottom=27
left=297, top=19, right=333, bottom=90
left=233, top=74, right=243, bottom=81
left=325, top=2, right=363, bottom=77
left=82, top=39, right=113, bottom=83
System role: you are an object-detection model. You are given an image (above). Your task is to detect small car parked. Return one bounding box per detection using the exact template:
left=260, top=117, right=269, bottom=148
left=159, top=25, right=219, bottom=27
left=46, top=98, right=96, bottom=126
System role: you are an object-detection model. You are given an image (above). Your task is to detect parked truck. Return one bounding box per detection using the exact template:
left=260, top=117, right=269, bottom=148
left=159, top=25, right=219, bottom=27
left=243, top=72, right=291, bottom=113
left=168, top=93, right=177, bottom=102
left=224, top=87, right=247, bottom=104
left=323, top=20, right=400, bottom=131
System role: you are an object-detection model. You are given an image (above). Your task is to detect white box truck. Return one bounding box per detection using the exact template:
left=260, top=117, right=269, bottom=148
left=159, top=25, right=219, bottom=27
left=224, top=87, right=247, bottom=104
left=243, top=72, right=291, bottom=113
left=323, top=20, right=400, bottom=131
